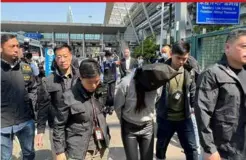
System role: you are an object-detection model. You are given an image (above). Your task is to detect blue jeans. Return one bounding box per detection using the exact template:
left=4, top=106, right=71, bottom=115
left=156, top=117, right=198, bottom=160
left=1, top=121, right=35, bottom=160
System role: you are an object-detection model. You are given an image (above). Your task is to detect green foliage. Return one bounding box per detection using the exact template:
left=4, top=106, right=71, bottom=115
left=133, top=35, right=158, bottom=59
left=193, top=25, right=234, bottom=34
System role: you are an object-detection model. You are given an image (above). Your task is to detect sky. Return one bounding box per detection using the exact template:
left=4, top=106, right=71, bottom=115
left=1, top=3, right=106, bottom=24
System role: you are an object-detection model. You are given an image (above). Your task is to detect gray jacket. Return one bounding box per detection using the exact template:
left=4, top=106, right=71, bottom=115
left=36, top=60, right=79, bottom=134
left=195, top=55, right=246, bottom=159
left=114, top=72, right=162, bottom=125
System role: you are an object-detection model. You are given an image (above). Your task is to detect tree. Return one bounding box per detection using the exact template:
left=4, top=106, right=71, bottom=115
left=133, top=35, right=158, bottom=60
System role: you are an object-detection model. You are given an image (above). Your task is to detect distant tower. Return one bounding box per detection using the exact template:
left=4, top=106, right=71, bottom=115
left=67, top=6, right=74, bottom=23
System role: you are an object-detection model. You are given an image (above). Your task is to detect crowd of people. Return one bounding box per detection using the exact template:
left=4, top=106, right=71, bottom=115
left=1, top=28, right=246, bottom=160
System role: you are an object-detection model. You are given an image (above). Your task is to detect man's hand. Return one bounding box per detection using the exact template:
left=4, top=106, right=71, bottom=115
left=204, top=151, right=221, bottom=160
left=115, top=61, right=121, bottom=65
left=56, top=153, right=67, bottom=160
left=35, top=133, right=44, bottom=148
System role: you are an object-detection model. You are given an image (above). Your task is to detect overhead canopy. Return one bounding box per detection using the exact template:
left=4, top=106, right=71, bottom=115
left=104, top=2, right=134, bottom=25
left=1, top=21, right=127, bottom=34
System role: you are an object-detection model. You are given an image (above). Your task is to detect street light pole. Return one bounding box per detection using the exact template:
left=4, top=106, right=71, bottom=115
left=140, top=30, right=144, bottom=55
left=159, top=2, right=164, bottom=52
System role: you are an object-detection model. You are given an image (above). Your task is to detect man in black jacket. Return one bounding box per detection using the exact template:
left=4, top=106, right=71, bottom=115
left=35, top=43, right=79, bottom=159
left=1, top=34, right=37, bottom=160
left=195, top=28, right=246, bottom=160
left=54, top=59, right=110, bottom=160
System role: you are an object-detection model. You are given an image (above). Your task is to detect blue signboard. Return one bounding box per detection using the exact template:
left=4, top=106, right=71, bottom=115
left=24, top=33, right=43, bottom=40
left=45, top=48, right=55, bottom=77
left=196, top=3, right=240, bottom=24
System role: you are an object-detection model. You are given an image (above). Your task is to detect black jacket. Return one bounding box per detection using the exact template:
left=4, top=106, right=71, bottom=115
left=36, top=62, right=79, bottom=134
left=53, top=79, right=110, bottom=159
left=1, top=59, right=37, bottom=128
left=195, top=55, right=246, bottom=159
left=103, top=61, right=117, bottom=83
left=156, top=58, right=196, bottom=119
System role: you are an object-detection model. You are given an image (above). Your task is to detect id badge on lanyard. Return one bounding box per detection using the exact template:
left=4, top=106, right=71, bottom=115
left=91, top=99, right=104, bottom=141
left=94, top=127, right=104, bottom=140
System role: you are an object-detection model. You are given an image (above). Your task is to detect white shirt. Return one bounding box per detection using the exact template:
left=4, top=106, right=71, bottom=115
left=125, top=57, right=131, bottom=70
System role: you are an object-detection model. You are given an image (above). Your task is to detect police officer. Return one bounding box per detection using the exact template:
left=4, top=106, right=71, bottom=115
left=1, top=34, right=37, bottom=160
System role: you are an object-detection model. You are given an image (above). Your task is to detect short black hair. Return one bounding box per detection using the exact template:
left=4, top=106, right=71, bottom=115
left=104, top=50, right=113, bottom=57
left=1, top=34, right=17, bottom=45
left=53, top=43, right=72, bottom=54
left=79, top=58, right=101, bottom=78
left=226, top=28, right=246, bottom=43
left=172, top=41, right=190, bottom=56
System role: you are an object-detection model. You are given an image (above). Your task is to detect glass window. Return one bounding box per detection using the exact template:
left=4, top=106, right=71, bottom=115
left=55, top=33, right=68, bottom=40
left=85, top=34, right=100, bottom=40
left=41, top=33, right=53, bottom=39
left=70, top=34, right=83, bottom=40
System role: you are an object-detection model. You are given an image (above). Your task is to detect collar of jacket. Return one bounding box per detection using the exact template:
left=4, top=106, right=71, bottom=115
left=219, top=53, right=246, bottom=70
left=75, top=79, right=93, bottom=100
left=218, top=54, right=246, bottom=91
left=1, top=58, right=21, bottom=70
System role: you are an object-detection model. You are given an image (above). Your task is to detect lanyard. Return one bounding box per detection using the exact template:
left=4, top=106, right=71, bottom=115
left=90, top=98, right=99, bottom=128
left=174, top=74, right=182, bottom=88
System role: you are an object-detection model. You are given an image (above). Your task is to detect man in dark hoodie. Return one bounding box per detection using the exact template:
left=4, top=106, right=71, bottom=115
left=35, top=43, right=79, bottom=159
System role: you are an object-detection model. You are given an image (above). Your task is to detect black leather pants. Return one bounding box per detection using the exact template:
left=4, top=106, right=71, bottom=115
left=121, top=118, right=154, bottom=160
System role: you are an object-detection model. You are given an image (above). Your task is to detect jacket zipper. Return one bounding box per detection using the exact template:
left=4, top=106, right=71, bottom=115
left=82, top=126, right=93, bottom=159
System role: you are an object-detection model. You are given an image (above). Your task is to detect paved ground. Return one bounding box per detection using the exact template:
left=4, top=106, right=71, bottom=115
left=13, top=112, right=185, bottom=160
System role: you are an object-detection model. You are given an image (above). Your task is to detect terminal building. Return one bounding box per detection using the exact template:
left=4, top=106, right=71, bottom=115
left=104, top=2, right=246, bottom=49
left=1, top=2, right=246, bottom=57
left=1, top=21, right=126, bottom=57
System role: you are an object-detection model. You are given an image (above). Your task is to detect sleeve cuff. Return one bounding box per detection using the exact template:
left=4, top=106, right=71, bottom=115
left=55, top=147, right=65, bottom=155
left=204, top=145, right=217, bottom=154
left=37, top=127, right=45, bottom=134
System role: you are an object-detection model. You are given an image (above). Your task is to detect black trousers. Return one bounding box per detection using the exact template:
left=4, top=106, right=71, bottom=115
left=121, top=119, right=154, bottom=160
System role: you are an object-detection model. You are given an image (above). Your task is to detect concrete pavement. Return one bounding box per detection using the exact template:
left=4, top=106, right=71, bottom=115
left=13, top=112, right=185, bottom=160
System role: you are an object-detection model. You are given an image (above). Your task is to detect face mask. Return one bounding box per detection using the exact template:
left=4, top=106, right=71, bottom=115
left=161, top=54, right=168, bottom=58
